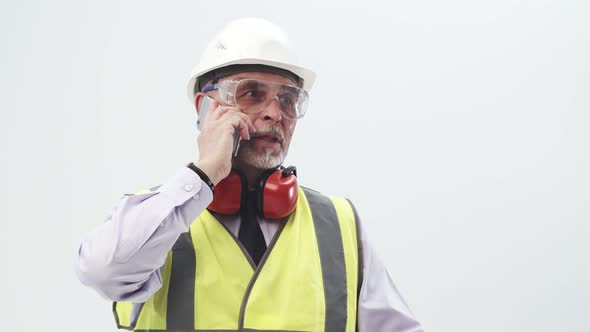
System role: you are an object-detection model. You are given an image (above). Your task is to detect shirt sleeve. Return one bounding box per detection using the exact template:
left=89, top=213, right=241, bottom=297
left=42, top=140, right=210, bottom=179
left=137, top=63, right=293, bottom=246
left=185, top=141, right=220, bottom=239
left=357, top=220, right=424, bottom=332
left=74, top=166, right=213, bottom=303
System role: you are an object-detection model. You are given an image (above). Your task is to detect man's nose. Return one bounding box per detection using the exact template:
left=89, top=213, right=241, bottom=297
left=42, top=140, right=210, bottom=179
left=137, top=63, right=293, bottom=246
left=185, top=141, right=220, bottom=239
left=259, top=97, right=283, bottom=122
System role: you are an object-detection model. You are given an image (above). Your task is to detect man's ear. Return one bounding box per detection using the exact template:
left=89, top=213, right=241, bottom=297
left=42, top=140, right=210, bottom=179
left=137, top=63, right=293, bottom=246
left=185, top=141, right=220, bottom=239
left=194, top=92, right=206, bottom=115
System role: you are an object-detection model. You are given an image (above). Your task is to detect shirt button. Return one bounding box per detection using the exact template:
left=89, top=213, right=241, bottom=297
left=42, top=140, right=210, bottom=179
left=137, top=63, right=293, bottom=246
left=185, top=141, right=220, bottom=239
left=184, top=184, right=193, bottom=192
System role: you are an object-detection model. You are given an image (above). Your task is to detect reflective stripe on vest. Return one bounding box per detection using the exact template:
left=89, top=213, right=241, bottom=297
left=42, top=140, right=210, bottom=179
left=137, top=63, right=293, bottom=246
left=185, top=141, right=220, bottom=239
left=113, top=186, right=359, bottom=332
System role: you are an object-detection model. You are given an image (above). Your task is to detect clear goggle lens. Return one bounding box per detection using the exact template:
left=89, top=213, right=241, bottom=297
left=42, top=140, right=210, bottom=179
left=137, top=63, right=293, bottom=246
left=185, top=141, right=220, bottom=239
left=202, top=78, right=309, bottom=120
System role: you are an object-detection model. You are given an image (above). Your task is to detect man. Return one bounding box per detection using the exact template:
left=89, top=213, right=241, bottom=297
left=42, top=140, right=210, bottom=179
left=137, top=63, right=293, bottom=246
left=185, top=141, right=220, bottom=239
left=75, top=17, right=423, bottom=332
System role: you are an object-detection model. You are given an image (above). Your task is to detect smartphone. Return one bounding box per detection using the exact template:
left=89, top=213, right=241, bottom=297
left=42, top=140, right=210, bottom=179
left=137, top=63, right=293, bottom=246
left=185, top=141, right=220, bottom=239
left=198, top=96, right=242, bottom=156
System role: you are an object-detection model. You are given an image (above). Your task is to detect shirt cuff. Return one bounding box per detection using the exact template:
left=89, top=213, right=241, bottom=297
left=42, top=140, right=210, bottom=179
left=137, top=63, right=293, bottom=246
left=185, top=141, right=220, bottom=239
left=156, top=166, right=214, bottom=207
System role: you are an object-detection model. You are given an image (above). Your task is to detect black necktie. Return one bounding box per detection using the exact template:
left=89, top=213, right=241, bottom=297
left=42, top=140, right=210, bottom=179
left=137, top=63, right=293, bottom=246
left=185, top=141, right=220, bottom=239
left=238, top=189, right=267, bottom=266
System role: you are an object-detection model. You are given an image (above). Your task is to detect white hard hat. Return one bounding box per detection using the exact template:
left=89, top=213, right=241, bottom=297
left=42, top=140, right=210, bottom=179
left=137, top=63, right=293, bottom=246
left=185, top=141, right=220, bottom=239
left=186, top=17, right=316, bottom=104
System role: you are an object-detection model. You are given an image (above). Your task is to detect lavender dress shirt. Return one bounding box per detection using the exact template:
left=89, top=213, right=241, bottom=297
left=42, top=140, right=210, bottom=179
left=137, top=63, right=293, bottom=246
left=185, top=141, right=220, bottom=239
left=74, top=166, right=423, bottom=332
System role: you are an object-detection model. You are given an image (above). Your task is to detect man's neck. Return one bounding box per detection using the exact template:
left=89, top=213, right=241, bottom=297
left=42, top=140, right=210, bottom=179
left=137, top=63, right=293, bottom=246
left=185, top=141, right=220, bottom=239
left=232, top=163, right=273, bottom=190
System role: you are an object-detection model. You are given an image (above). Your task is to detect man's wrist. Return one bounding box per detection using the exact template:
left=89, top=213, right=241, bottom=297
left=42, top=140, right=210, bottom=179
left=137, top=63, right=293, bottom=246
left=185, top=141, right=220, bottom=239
left=186, top=162, right=215, bottom=195
left=192, top=161, right=220, bottom=184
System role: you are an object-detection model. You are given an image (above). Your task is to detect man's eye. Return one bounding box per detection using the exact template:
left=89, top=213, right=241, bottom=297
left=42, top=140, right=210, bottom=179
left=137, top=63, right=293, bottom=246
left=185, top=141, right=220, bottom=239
left=241, top=90, right=264, bottom=98
left=279, top=93, right=295, bottom=104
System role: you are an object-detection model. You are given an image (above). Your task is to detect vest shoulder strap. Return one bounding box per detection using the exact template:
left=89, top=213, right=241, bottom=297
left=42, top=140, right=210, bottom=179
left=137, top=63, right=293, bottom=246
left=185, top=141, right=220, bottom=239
left=301, top=186, right=362, bottom=332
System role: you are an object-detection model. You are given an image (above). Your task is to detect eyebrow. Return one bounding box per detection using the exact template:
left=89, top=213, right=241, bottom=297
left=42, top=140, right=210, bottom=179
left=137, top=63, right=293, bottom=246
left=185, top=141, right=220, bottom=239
left=281, top=85, right=299, bottom=93
left=238, top=80, right=270, bottom=89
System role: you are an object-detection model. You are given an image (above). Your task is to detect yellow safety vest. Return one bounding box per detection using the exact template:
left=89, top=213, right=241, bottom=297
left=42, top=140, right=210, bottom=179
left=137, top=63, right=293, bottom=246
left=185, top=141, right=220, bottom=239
left=113, top=186, right=361, bottom=332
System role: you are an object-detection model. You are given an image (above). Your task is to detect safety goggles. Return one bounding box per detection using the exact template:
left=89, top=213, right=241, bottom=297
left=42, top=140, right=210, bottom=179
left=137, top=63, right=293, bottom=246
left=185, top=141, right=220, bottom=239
left=201, top=78, right=309, bottom=120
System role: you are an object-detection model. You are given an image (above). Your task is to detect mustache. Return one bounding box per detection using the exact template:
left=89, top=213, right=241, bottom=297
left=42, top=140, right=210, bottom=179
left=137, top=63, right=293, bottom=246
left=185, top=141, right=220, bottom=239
left=250, top=126, right=285, bottom=143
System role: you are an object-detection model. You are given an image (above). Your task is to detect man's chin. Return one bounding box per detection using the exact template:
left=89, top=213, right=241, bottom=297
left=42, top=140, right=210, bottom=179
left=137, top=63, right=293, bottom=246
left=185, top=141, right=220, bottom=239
left=234, top=148, right=285, bottom=170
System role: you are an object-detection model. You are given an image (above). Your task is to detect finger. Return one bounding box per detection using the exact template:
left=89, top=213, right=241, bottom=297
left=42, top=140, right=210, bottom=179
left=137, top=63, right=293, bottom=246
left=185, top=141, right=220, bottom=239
left=227, top=114, right=252, bottom=140
left=225, top=111, right=256, bottom=133
left=216, top=109, right=253, bottom=131
left=202, top=99, right=219, bottom=121
left=216, top=107, right=240, bottom=121
left=209, top=99, right=218, bottom=111
left=242, top=113, right=256, bottom=132
left=204, top=102, right=236, bottom=121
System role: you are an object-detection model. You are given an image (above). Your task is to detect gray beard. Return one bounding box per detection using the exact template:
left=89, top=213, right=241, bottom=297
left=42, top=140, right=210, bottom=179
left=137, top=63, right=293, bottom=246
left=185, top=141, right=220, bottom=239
left=236, top=144, right=286, bottom=169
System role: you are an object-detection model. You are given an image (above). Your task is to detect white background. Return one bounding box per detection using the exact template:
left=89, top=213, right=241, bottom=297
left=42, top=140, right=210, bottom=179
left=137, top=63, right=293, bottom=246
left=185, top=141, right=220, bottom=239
left=1, top=0, right=588, bottom=331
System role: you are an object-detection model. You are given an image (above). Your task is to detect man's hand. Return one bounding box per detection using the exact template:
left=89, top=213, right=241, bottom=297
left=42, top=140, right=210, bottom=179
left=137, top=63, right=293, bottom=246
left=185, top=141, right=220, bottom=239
left=193, top=99, right=255, bottom=185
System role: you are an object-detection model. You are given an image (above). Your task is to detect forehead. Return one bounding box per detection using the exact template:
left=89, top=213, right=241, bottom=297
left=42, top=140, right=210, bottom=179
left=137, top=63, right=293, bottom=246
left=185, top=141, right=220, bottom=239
left=219, top=71, right=296, bottom=86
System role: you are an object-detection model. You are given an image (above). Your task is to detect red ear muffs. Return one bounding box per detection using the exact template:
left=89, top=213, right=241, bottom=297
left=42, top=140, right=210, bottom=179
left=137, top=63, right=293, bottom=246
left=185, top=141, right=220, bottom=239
left=208, top=171, right=243, bottom=215
left=259, top=166, right=298, bottom=219
left=208, top=166, right=298, bottom=219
